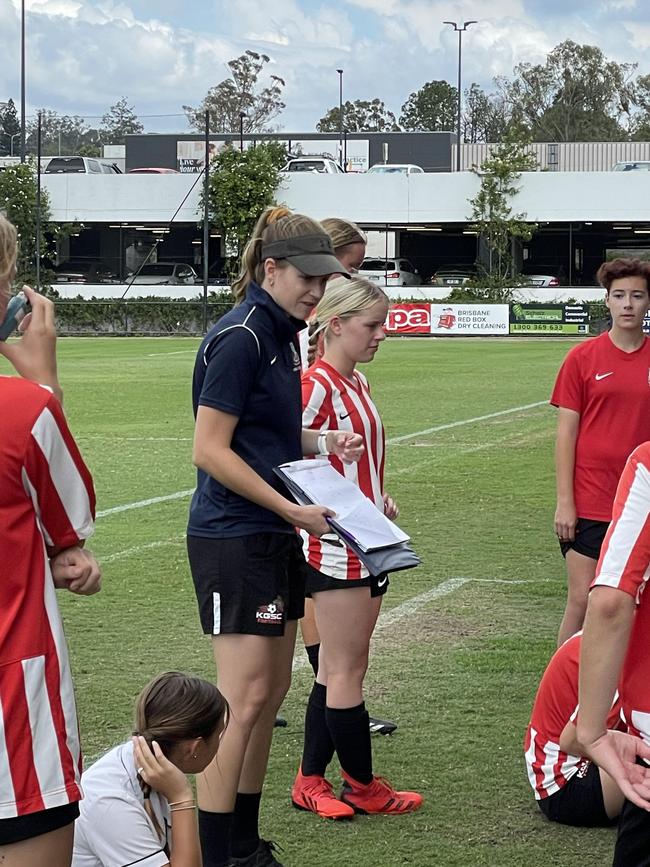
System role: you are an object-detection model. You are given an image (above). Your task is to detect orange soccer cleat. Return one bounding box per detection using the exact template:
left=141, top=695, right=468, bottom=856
left=291, top=768, right=355, bottom=820
left=340, top=771, right=424, bottom=815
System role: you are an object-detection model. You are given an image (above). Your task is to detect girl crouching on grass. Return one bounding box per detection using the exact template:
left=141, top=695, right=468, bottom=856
left=291, top=276, right=423, bottom=820
left=72, top=672, right=228, bottom=867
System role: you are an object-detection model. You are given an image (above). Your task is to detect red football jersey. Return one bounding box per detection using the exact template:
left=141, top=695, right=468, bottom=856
left=0, top=377, right=95, bottom=817
left=524, top=632, right=622, bottom=799
left=551, top=332, right=650, bottom=521
left=301, top=360, right=384, bottom=581
left=594, top=441, right=650, bottom=742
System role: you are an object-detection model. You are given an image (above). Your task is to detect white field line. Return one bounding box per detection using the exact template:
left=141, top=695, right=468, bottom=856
left=385, top=400, right=548, bottom=445
left=146, top=349, right=197, bottom=357
left=101, top=537, right=185, bottom=563
left=97, top=399, right=548, bottom=519
left=82, top=436, right=192, bottom=443
left=292, top=577, right=470, bottom=672
left=96, top=490, right=194, bottom=518
left=390, top=427, right=552, bottom=476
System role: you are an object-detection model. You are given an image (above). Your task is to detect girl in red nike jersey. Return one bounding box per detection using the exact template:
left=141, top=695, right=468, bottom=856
left=552, top=258, right=650, bottom=646
left=0, top=214, right=100, bottom=867
left=291, top=275, right=423, bottom=819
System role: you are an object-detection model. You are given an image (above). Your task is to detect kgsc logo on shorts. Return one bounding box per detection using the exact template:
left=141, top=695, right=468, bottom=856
left=256, top=596, right=285, bottom=625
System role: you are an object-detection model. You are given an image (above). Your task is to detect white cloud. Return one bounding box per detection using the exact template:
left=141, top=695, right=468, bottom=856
left=604, top=0, right=637, bottom=9
left=2, top=0, right=650, bottom=133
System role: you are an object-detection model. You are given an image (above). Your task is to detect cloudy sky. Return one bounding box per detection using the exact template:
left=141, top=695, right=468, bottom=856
left=1, top=0, right=649, bottom=133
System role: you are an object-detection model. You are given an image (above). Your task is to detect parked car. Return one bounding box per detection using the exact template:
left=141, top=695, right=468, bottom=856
left=127, top=167, right=180, bottom=174
left=612, top=161, right=650, bottom=172
left=430, top=264, right=477, bottom=287
left=367, top=164, right=425, bottom=175
left=520, top=264, right=566, bottom=287
left=280, top=157, right=345, bottom=174
left=53, top=259, right=119, bottom=283
left=44, top=156, right=122, bottom=174
left=359, top=257, right=421, bottom=287
left=45, top=156, right=122, bottom=174
left=128, top=262, right=198, bottom=285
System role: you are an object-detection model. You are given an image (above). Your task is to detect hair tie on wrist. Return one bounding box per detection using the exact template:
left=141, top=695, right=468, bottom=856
left=317, top=432, right=330, bottom=455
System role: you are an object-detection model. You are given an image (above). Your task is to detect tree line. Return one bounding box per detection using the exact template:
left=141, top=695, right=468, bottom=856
left=0, top=97, right=144, bottom=157
left=3, top=39, right=650, bottom=158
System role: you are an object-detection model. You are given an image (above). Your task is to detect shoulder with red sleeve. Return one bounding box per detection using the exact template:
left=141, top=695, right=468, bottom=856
left=16, top=380, right=95, bottom=548
left=594, top=441, right=650, bottom=599
left=301, top=364, right=336, bottom=431
left=550, top=334, right=605, bottom=412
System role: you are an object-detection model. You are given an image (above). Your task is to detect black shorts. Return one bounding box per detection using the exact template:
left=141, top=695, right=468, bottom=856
left=305, top=563, right=389, bottom=598
left=536, top=760, right=614, bottom=827
left=560, top=518, right=609, bottom=560
left=187, top=532, right=307, bottom=637
left=0, top=802, right=79, bottom=845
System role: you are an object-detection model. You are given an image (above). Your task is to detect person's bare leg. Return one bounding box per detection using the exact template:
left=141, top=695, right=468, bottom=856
left=197, top=633, right=283, bottom=812
left=557, top=549, right=597, bottom=647
left=599, top=766, right=625, bottom=820
left=0, top=822, right=74, bottom=867
left=239, top=622, right=298, bottom=793
left=313, top=588, right=381, bottom=707
left=300, top=598, right=320, bottom=648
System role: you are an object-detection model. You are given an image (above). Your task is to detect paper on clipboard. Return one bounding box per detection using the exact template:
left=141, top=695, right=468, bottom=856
left=275, top=459, right=410, bottom=552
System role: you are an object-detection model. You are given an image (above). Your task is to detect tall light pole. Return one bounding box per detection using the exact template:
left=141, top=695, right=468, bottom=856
left=336, top=68, right=343, bottom=167
left=20, top=0, right=26, bottom=163
left=444, top=20, right=477, bottom=172
left=239, top=112, right=246, bottom=152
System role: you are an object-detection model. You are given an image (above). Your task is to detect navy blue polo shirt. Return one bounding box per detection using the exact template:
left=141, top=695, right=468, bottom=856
left=187, top=282, right=305, bottom=538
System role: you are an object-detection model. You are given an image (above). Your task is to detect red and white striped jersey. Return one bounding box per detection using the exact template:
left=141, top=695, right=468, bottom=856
left=594, top=441, right=650, bottom=743
left=0, top=377, right=95, bottom=818
left=301, top=360, right=385, bottom=580
left=524, top=633, right=622, bottom=799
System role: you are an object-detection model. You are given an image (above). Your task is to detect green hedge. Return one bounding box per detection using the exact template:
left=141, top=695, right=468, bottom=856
left=54, top=296, right=234, bottom=335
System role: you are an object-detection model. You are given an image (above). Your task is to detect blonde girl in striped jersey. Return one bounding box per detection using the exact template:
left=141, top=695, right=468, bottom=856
left=291, top=276, right=424, bottom=820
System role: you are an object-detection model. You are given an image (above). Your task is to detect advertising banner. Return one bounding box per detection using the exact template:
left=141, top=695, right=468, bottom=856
left=385, top=304, right=432, bottom=334
left=510, top=303, right=590, bottom=334
left=429, top=304, right=509, bottom=335
left=176, top=140, right=254, bottom=173
left=385, top=304, right=510, bottom=335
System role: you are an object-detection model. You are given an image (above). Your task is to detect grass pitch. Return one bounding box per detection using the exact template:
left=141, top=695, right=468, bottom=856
left=8, top=336, right=619, bottom=866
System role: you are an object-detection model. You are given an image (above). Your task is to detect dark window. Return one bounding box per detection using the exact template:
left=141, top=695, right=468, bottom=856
left=360, top=259, right=396, bottom=271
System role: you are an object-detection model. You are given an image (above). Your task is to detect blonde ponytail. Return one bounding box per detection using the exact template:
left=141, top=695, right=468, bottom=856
left=0, top=215, right=18, bottom=289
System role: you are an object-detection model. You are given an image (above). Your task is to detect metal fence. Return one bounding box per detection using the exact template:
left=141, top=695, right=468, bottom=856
left=54, top=299, right=233, bottom=336
left=454, top=141, right=650, bottom=172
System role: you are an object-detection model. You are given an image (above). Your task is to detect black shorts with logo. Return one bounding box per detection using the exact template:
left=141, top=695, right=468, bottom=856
left=187, top=532, right=307, bottom=637
left=536, top=760, right=614, bottom=827
left=305, top=563, right=389, bottom=598
left=0, top=802, right=79, bottom=845
left=559, top=518, right=609, bottom=561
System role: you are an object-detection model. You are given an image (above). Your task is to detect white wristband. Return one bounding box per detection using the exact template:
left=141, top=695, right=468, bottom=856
left=317, top=432, right=330, bottom=455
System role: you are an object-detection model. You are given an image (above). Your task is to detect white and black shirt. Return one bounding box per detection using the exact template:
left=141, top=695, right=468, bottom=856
left=72, top=741, right=170, bottom=867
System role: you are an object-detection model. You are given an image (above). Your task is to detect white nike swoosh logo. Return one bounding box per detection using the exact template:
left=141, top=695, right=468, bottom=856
left=376, top=576, right=388, bottom=587
left=595, top=372, right=614, bottom=380
left=270, top=356, right=277, bottom=365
